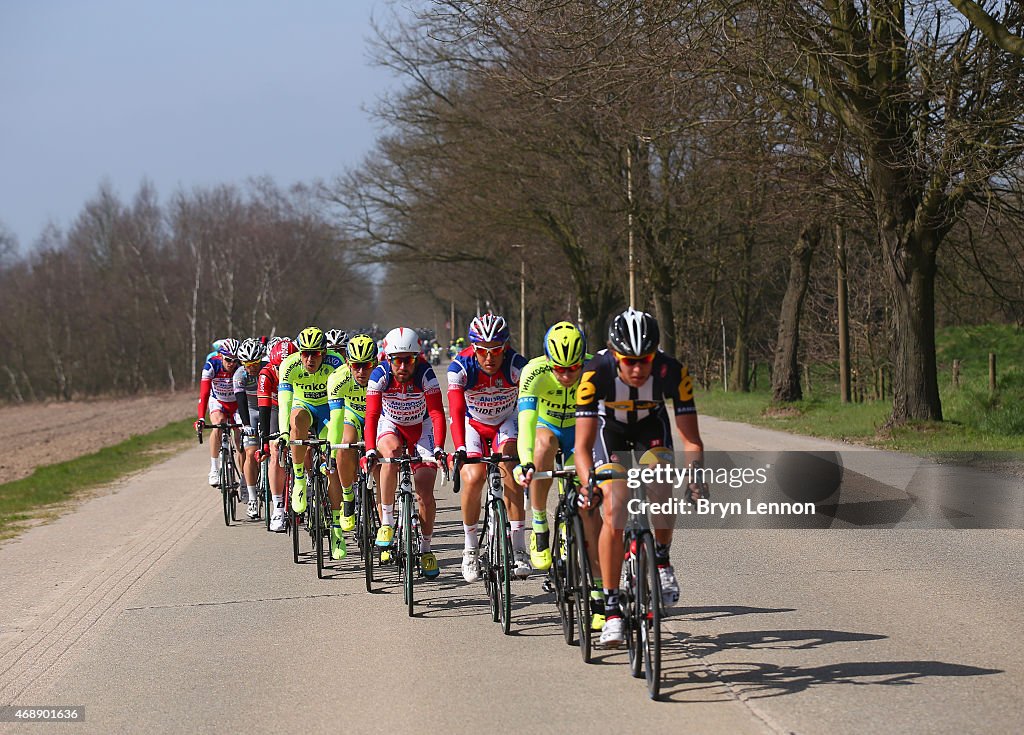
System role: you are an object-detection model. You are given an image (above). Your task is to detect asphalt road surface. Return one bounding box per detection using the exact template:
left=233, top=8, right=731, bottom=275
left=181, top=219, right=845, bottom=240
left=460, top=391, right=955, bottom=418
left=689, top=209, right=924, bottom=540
left=1, top=414, right=1022, bottom=734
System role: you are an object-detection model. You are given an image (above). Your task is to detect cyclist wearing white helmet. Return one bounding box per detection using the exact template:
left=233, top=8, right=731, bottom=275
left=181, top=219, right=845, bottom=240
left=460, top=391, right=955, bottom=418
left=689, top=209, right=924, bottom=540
left=448, top=313, right=530, bottom=581
left=233, top=338, right=267, bottom=518
left=195, top=338, right=242, bottom=486
left=362, top=327, right=447, bottom=579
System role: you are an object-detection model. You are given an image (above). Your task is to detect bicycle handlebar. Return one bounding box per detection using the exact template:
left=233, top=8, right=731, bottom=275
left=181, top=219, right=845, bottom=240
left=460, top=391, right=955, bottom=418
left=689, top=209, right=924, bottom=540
left=331, top=441, right=366, bottom=451
left=451, top=453, right=517, bottom=494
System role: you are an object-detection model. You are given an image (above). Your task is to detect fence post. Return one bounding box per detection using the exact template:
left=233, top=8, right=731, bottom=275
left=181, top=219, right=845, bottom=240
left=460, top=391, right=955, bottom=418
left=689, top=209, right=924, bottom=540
left=989, top=353, right=997, bottom=394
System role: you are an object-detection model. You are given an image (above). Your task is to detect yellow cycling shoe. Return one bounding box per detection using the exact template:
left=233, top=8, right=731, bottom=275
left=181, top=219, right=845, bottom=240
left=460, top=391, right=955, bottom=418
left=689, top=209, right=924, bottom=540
left=331, top=527, right=347, bottom=561
left=381, top=550, right=392, bottom=563
left=340, top=513, right=356, bottom=532
left=591, top=613, right=606, bottom=631
left=529, top=531, right=552, bottom=571
left=421, top=551, right=440, bottom=579
left=291, top=476, right=307, bottom=514
left=375, top=524, right=394, bottom=548
left=341, top=498, right=356, bottom=531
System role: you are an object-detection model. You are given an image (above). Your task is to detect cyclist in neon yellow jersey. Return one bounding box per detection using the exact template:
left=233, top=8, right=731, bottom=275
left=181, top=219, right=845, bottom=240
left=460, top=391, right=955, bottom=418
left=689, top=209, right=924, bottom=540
left=514, top=323, right=601, bottom=616
left=325, top=334, right=378, bottom=560
left=278, top=326, right=344, bottom=519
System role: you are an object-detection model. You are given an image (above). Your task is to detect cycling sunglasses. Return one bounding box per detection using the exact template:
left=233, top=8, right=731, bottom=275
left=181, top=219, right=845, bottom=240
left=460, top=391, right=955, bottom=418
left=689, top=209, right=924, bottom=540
left=242, top=360, right=262, bottom=368
left=614, top=351, right=656, bottom=367
left=389, top=355, right=416, bottom=365
left=221, top=355, right=239, bottom=363
left=552, top=363, right=583, bottom=375
left=349, top=360, right=375, bottom=369
left=300, top=349, right=324, bottom=358
left=473, top=344, right=505, bottom=357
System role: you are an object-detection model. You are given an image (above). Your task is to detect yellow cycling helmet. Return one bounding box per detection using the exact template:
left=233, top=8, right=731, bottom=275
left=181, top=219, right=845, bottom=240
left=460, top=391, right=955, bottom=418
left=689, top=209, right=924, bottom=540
left=544, top=321, right=586, bottom=367
left=346, top=334, right=377, bottom=363
left=296, top=326, right=326, bottom=351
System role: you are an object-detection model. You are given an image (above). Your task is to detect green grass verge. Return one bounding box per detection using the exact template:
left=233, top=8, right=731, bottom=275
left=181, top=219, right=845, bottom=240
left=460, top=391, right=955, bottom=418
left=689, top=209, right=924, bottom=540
left=697, top=324, right=1024, bottom=454
left=0, top=417, right=194, bottom=539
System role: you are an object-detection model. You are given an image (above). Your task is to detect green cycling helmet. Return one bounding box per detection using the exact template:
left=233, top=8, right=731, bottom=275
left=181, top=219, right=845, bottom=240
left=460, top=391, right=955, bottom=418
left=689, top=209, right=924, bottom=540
left=544, top=321, right=585, bottom=367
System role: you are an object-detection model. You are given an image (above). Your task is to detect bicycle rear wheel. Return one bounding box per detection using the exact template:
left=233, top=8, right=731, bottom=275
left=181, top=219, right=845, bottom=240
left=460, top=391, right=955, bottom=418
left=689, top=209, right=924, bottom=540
left=639, top=532, right=662, bottom=699
left=290, top=506, right=301, bottom=564
left=572, top=513, right=593, bottom=663
left=403, top=492, right=415, bottom=617
left=359, top=477, right=375, bottom=592
left=624, top=537, right=642, bottom=678
left=261, top=459, right=271, bottom=530
left=551, top=506, right=575, bottom=645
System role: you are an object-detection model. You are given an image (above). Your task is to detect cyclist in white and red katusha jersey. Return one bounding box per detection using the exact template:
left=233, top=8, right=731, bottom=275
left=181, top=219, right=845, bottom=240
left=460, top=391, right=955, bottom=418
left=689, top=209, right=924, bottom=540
left=195, top=338, right=242, bottom=486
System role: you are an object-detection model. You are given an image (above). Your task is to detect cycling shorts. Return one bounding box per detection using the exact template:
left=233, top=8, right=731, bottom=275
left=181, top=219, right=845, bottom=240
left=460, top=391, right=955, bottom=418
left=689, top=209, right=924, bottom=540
left=537, top=416, right=575, bottom=459
left=465, top=415, right=518, bottom=458
left=208, top=396, right=239, bottom=420
left=343, top=407, right=365, bottom=435
left=293, top=400, right=331, bottom=437
left=243, top=408, right=260, bottom=449
left=591, top=413, right=673, bottom=469
left=376, top=415, right=435, bottom=467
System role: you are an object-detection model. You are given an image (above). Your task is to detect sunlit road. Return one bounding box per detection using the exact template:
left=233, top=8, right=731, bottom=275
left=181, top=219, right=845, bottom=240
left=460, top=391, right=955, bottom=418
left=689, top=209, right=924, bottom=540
left=1, top=404, right=1022, bottom=734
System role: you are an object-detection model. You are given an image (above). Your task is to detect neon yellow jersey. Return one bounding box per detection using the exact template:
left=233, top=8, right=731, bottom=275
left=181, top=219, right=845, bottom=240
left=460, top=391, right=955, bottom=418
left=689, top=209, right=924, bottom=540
left=517, top=354, right=584, bottom=462
left=327, top=364, right=371, bottom=445
left=277, top=350, right=344, bottom=434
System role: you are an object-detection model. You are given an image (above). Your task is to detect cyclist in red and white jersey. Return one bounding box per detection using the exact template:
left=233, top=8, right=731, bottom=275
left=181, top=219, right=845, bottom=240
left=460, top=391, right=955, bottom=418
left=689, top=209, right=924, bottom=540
left=362, top=327, right=447, bottom=579
left=448, top=313, right=530, bottom=581
left=257, top=338, right=297, bottom=531
left=195, top=338, right=242, bottom=486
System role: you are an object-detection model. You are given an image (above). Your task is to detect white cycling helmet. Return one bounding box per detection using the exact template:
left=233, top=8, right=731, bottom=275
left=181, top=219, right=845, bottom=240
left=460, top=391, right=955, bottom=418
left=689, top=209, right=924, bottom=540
left=237, top=338, right=265, bottom=362
left=468, top=313, right=509, bottom=344
left=382, top=327, right=420, bottom=356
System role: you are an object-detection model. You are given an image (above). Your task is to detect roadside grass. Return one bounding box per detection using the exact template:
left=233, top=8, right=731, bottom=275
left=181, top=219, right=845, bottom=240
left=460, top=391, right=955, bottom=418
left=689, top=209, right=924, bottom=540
left=697, top=324, right=1024, bottom=454
left=0, top=417, right=194, bottom=540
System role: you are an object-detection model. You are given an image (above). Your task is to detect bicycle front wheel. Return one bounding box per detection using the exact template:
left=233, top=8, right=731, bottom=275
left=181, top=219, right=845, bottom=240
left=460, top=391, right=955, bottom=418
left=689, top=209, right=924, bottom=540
left=551, top=507, right=575, bottom=645
left=314, top=475, right=327, bottom=579
left=572, top=513, right=593, bottom=663
left=624, top=537, right=642, bottom=678
left=403, top=493, right=415, bottom=616
left=491, top=499, right=512, bottom=634
left=359, top=477, right=375, bottom=592
left=639, top=533, right=662, bottom=699
left=220, top=457, right=232, bottom=527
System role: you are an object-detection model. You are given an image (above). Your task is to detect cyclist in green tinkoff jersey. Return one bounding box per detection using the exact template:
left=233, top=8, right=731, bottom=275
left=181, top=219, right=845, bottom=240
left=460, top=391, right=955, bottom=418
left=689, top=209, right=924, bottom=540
left=324, top=334, right=378, bottom=561
left=513, top=322, right=605, bottom=627
left=277, top=327, right=345, bottom=518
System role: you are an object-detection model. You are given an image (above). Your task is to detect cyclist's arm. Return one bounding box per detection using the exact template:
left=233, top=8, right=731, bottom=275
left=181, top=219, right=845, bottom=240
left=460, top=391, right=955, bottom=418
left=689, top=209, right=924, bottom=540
left=257, top=371, right=274, bottom=441
left=425, top=389, right=446, bottom=450
left=278, top=383, right=294, bottom=435
left=235, top=390, right=251, bottom=425
left=517, top=394, right=539, bottom=464
left=574, top=416, right=598, bottom=488
left=363, top=391, right=382, bottom=453
left=197, top=378, right=212, bottom=420
left=448, top=387, right=467, bottom=450
left=675, top=413, right=704, bottom=462
left=327, top=376, right=346, bottom=447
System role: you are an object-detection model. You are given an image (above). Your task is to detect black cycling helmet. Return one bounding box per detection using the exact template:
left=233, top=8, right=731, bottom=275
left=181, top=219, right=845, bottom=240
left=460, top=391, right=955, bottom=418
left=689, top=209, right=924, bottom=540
left=608, top=308, right=659, bottom=357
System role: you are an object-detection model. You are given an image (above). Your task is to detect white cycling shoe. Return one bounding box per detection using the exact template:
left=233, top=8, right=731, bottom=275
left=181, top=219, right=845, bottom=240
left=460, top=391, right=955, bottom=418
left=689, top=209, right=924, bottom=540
left=659, top=565, right=680, bottom=606
left=269, top=508, right=287, bottom=533
left=512, top=549, right=531, bottom=579
left=208, top=469, right=219, bottom=487
left=461, top=549, right=481, bottom=583
left=600, top=616, right=625, bottom=647
left=246, top=499, right=260, bottom=520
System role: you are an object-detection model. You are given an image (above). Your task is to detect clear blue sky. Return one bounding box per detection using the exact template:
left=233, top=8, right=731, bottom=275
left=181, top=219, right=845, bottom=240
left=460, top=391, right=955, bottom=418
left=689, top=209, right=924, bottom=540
left=0, top=0, right=401, bottom=249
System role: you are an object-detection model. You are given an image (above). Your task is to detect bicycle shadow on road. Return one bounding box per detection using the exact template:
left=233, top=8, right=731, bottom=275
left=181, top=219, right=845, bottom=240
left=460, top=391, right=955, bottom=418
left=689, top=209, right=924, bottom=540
left=675, top=605, right=797, bottom=621
left=655, top=628, right=1000, bottom=702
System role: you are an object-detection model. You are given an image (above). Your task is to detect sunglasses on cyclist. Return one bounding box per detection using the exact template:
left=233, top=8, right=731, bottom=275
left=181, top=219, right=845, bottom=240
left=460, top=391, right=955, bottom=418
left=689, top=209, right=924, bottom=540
left=349, top=360, right=375, bottom=369
left=615, top=351, right=656, bottom=367
left=389, top=355, right=416, bottom=365
left=242, top=360, right=261, bottom=368
left=473, top=344, right=505, bottom=357
left=551, top=363, right=583, bottom=375
left=222, top=356, right=239, bottom=363
left=300, top=350, right=324, bottom=358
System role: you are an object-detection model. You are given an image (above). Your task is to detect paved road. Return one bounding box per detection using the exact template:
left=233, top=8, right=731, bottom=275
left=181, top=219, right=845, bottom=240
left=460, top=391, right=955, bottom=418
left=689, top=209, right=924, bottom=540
left=1, top=415, right=1022, bottom=734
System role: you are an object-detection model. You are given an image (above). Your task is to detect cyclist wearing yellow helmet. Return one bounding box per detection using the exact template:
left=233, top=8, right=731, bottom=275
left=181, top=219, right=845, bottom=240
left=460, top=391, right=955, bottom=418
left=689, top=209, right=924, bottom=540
left=324, top=334, right=379, bottom=559
left=278, top=326, right=344, bottom=521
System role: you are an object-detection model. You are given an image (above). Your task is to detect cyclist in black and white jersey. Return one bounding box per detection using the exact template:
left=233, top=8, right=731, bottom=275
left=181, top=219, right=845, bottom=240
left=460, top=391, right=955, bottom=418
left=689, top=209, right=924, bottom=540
left=574, top=308, right=705, bottom=647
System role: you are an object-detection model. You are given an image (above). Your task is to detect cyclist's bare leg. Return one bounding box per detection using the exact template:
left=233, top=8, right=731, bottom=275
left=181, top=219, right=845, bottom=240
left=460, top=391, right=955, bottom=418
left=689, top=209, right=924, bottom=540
left=377, top=433, right=403, bottom=509
left=581, top=504, right=602, bottom=577
left=499, top=438, right=525, bottom=523
left=597, top=480, right=628, bottom=595
left=269, top=441, right=284, bottom=494
left=209, top=408, right=227, bottom=462
left=529, top=428, right=559, bottom=516
left=413, top=464, right=437, bottom=538
left=459, top=463, right=487, bottom=527
left=289, top=407, right=311, bottom=469
left=243, top=445, right=258, bottom=488
left=337, top=423, right=360, bottom=488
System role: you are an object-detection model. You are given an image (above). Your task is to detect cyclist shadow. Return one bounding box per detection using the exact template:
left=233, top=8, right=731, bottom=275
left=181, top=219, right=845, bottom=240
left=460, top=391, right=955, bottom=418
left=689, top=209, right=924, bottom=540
left=674, top=605, right=796, bottom=621
left=655, top=627, right=1000, bottom=702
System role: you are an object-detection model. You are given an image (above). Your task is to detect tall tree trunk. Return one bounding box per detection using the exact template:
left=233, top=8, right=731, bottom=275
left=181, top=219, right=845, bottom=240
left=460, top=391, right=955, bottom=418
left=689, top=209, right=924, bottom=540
left=772, top=224, right=819, bottom=402
left=836, top=217, right=851, bottom=403
left=880, top=227, right=942, bottom=422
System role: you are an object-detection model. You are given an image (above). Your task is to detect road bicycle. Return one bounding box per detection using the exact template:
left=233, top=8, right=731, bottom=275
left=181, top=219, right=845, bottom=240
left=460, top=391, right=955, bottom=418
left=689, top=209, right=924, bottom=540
left=454, top=453, right=518, bottom=635
left=289, top=437, right=333, bottom=579
left=197, top=421, right=243, bottom=527
left=375, top=454, right=423, bottom=616
left=331, top=440, right=379, bottom=593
